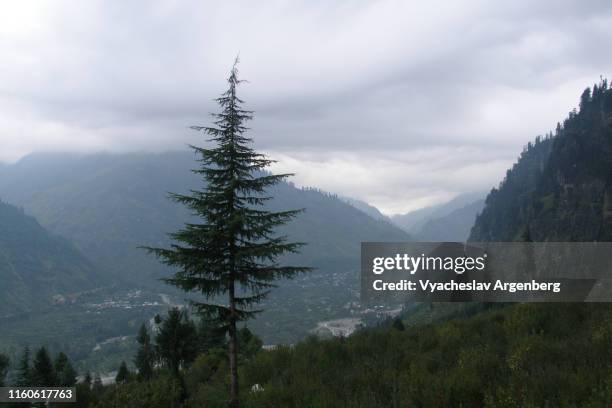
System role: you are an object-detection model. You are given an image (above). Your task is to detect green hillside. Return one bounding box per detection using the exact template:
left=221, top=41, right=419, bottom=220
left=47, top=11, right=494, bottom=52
left=0, top=200, right=104, bottom=316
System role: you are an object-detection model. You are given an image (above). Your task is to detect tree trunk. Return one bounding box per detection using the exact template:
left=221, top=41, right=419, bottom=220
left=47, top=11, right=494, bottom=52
left=229, top=144, right=239, bottom=407
left=229, top=283, right=239, bottom=407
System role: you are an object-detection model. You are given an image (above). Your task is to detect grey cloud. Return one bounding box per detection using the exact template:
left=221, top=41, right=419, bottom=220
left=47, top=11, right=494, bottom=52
left=1, top=0, right=612, bottom=212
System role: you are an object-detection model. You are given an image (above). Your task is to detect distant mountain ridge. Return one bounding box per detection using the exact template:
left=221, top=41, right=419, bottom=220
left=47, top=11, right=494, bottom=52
left=416, top=198, right=485, bottom=242
left=0, top=152, right=411, bottom=285
left=340, top=196, right=390, bottom=221
left=390, top=191, right=486, bottom=238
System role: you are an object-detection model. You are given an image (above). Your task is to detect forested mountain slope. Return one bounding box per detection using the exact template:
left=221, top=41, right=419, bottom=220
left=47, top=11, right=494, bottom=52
left=0, top=201, right=103, bottom=316
left=0, top=152, right=410, bottom=285
left=470, top=79, right=612, bottom=241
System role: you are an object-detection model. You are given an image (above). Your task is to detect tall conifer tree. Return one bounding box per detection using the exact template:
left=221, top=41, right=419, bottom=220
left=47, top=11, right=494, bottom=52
left=115, top=362, right=129, bottom=384
left=134, top=323, right=155, bottom=380
left=145, top=58, right=310, bottom=406
left=15, top=347, right=31, bottom=387
left=31, top=347, right=56, bottom=387
left=154, top=308, right=198, bottom=378
left=54, top=352, right=77, bottom=387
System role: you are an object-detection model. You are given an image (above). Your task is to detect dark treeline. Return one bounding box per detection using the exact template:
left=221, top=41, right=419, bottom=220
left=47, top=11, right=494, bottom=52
left=0, top=345, right=93, bottom=407
left=0, top=307, right=262, bottom=407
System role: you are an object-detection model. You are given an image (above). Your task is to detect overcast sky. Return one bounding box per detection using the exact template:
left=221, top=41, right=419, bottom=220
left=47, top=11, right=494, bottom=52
left=1, top=1, right=611, bottom=214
